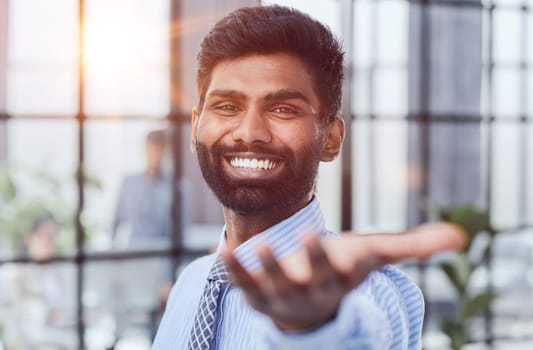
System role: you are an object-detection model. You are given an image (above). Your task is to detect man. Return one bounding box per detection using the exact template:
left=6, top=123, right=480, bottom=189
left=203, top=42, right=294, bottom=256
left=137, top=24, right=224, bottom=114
left=153, top=5, right=465, bottom=349
left=112, top=129, right=172, bottom=247
left=112, top=129, right=174, bottom=338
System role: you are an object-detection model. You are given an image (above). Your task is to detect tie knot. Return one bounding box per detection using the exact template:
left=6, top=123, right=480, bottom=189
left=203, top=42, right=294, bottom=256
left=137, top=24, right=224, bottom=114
left=207, top=257, right=230, bottom=284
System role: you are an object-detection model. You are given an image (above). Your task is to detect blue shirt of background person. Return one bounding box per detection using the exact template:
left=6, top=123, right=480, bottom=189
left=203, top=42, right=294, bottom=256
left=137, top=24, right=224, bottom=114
left=112, top=130, right=172, bottom=247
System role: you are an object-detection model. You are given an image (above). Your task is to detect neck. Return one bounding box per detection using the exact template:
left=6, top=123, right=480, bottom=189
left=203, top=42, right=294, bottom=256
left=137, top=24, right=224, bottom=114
left=223, top=193, right=313, bottom=250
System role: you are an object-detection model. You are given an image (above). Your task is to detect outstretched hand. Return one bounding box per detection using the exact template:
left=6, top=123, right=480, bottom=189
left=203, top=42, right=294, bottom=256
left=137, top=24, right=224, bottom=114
left=220, top=222, right=466, bottom=331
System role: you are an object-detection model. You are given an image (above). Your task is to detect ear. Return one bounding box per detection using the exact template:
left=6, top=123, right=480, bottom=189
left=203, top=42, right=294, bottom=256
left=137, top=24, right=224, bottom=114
left=190, top=106, right=200, bottom=154
left=320, top=117, right=345, bottom=162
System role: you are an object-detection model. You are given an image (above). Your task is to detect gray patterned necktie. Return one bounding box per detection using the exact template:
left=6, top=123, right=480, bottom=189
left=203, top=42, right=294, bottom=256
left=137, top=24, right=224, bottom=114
left=187, top=258, right=231, bottom=350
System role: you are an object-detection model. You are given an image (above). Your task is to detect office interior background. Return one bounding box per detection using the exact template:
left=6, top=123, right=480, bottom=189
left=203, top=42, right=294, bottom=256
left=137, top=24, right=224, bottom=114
left=0, top=0, right=532, bottom=349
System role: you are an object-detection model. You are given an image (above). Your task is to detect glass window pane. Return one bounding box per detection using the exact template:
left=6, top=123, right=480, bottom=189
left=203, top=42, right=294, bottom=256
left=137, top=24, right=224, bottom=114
left=374, top=68, right=408, bottom=117
left=492, top=68, right=521, bottom=118
left=493, top=9, right=521, bottom=65
left=529, top=12, right=533, bottom=63
left=528, top=70, right=533, bottom=118
left=421, top=264, right=456, bottom=342
left=491, top=123, right=521, bottom=228
left=0, top=120, right=77, bottom=259
left=481, top=9, right=490, bottom=66
left=374, top=121, right=407, bottom=231
left=377, top=0, right=408, bottom=65
left=84, top=67, right=169, bottom=117
left=352, top=68, right=370, bottom=116
left=0, top=262, right=78, bottom=349
left=7, top=0, right=77, bottom=64
left=6, top=68, right=78, bottom=115
left=351, top=119, right=410, bottom=231
left=493, top=0, right=526, bottom=6
left=490, top=229, right=533, bottom=340
left=352, top=120, right=372, bottom=230
left=84, top=120, right=171, bottom=251
left=7, top=0, right=78, bottom=115
left=84, top=258, right=178, bottom=348
left=316, top=159, right=342, bottom=233
left=528, top=123, right=533, bottom=224
left=84, top=0, right=170, bottom=117
left=7, top=119, right=77, bottom=180
left=353, top=0, right=372, bottom=67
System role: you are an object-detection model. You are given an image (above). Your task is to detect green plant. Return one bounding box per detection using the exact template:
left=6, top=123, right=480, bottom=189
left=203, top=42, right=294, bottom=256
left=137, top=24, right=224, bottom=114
left=435, top=205, right=499, bottom=350
left=0, top=163, right=101, bottom=256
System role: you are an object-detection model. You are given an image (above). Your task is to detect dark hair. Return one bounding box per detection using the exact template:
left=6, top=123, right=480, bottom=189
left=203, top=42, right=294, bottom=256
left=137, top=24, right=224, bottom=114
left=29, top=215, right=55, bottom=234
left=197, top=5, right=344, bottom=123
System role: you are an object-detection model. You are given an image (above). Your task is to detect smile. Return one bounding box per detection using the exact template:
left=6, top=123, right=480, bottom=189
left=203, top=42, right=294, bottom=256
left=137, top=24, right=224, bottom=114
left=229, top=157, right=279, bottom=170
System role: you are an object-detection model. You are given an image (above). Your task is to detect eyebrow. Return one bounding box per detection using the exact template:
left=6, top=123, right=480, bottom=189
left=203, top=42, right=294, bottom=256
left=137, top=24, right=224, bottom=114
left=207, top=89, right=248, bottom=101
left=264, top=89, right=312, bottom=106
left=207, top=88, right=313, bottom=106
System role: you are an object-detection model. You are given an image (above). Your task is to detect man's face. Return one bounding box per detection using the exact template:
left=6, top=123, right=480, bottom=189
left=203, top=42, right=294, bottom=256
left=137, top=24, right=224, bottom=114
left=145, top=141, right=165, bottom=172
left=26, top=221, right=57, bottom=261
left=191, top=53, right=342, bottom=216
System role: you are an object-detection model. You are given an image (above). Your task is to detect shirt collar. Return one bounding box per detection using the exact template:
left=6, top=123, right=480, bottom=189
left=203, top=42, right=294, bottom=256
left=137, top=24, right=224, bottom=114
left=216, top=197, right=332, bottom=273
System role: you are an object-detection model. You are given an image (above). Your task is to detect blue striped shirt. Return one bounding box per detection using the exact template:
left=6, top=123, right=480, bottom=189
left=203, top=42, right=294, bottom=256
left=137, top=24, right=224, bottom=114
left=152, top=198, right=424, bottom=349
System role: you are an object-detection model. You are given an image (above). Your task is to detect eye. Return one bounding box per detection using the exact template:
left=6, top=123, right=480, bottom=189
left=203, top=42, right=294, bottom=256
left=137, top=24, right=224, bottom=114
left=272, top=106, right=296, bottom=114
left=213, top=104, right=241, bottom=116
left=270, top=106, right=300, bottom=119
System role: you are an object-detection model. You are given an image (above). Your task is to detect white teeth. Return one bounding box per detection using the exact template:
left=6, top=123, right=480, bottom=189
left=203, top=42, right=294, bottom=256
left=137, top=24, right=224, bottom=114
left=229, top=157, right=278, bottom=170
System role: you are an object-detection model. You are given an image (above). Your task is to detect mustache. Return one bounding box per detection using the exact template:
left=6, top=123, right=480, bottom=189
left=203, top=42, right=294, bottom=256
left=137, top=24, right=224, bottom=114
left=206, top=142, right=293, bottom=160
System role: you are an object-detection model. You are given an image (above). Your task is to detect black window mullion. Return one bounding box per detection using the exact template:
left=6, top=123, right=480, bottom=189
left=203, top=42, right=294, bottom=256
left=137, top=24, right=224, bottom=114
left=484, top=2, right=495, bottom=346
left=169, top=0, right=185, bottom=284
left=75, top=0, right=86, bottom=347
left=414, top=0, right=432, bottom=328
left=340, top=0, right=354, bottom=231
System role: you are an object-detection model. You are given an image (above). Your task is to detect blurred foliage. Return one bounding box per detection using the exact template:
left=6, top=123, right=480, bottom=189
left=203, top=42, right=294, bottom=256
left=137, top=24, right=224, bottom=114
left=0, top=163, right=101, bottom=257
left=435, top=205, right=498, bottom=350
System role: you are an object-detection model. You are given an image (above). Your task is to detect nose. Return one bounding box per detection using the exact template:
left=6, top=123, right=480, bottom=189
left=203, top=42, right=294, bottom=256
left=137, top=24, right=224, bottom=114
left=231, top=109, right=272, bottom=144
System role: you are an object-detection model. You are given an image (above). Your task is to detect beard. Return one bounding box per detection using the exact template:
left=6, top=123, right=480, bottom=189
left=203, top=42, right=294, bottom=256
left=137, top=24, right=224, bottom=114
left=196, top=140, right=321, bottom=216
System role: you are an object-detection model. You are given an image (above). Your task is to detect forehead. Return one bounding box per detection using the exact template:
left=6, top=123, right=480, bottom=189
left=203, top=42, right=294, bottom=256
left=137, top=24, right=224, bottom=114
left=205, top=53, right=319, bottom=105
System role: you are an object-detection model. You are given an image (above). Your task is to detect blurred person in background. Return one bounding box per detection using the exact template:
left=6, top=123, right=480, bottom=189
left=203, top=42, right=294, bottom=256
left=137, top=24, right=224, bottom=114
left=0, top=216, right=75, bottom=349
left=112, top=129, right=173, bottom=250
left=111, top=129, right=174, bottom=341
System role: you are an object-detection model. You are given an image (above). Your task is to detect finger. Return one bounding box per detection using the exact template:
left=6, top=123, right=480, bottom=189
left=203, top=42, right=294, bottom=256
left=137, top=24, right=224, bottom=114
left=220, top=249, right=267, bottom=309
left=409, top=222, right=467, bottom=252
left=346, top=222, right=467, bottom=266
left=305, top=235, right=349, bottom=293
left=383, top=222, right=465, bottom=262
left=257, top=245, right=304, bottom=299
left=220, top=249, right=257, bottom=290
